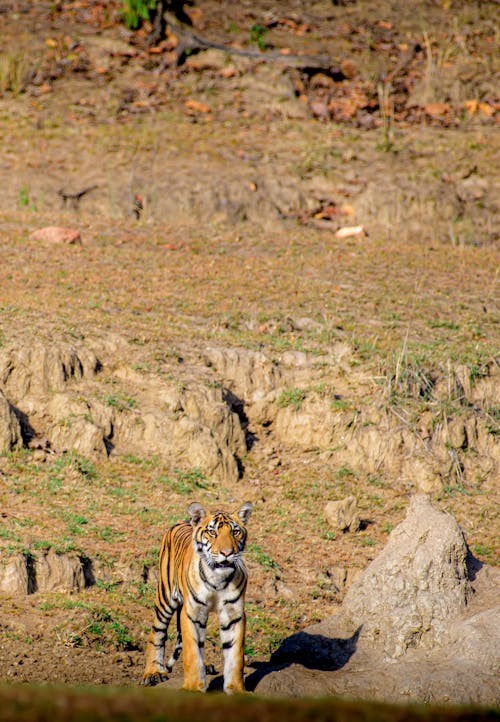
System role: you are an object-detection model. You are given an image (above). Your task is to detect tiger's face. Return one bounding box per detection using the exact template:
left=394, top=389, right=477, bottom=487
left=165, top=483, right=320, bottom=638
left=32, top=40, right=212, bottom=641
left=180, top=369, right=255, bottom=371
left=189, top=502, right=252, bottom=573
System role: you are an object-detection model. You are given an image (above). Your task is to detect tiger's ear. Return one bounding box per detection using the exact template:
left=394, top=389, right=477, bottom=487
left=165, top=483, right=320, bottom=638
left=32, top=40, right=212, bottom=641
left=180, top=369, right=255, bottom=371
left=237, top=501, right=253, bottom=526
left=188, top=502, right=206, bottom=527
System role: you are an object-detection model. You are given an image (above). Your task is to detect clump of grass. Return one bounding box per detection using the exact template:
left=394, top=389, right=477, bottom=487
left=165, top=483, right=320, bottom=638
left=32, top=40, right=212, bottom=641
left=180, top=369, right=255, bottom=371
left=247, top=541, right=279, bottom=571
left=120, top=0, right=158, bottom=30
left=249, top=23, right=268, bottom=51
left=0, top=52, right=30, bottom=94
left=162, top=467, right=209, bottom=495
left=377, top=81, right=395, bottom=153
left=62, top=602, right=137, bottom=650
left=50, top=453, right=97, bottom=481
left=106, top=393, right=136, bottom=410
left=277, top=388, right=307, bottom=411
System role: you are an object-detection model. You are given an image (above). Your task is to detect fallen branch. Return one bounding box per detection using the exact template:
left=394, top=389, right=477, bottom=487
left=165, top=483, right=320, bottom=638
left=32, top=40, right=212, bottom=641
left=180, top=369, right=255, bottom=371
left=162, top=11, right=334, bottom=71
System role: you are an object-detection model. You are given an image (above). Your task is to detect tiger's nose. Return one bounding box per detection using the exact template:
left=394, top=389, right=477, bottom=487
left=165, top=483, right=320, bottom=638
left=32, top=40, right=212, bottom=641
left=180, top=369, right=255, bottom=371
left=220, top=549, right=232, bottom=558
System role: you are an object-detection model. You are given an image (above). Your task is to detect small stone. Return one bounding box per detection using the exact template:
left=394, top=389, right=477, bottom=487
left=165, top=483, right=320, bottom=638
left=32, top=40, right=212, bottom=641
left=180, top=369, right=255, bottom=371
left=324, top=496, right=360, bottom=532
left=29, top=226, right=82, bottom=245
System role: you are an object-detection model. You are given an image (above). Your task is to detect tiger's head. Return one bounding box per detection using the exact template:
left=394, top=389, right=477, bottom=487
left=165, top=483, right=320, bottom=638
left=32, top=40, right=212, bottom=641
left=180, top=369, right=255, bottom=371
left=188, top=501, right=253, bottom=573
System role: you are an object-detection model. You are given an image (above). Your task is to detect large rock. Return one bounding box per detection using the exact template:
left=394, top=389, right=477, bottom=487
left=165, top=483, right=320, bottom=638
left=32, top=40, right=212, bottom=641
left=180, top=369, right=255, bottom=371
left=253, top=495, right=499, bottom=705
left=0, top=554, right=31, bottom=595
left=0, top=550, right=89, bottom=595
left=342, top=494, right=471, bottom=656
left=35, top=548, right=87, bottom=593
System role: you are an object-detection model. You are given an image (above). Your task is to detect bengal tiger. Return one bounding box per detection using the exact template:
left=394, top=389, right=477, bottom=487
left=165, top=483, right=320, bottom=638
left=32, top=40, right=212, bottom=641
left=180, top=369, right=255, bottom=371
left=141, top=500, right=253, bottom=694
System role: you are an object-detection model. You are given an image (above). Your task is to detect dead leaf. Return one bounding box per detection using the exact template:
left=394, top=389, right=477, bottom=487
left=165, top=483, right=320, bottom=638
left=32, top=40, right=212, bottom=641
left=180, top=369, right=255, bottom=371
left=219, top=66, right=238, bottom=78
left=184, top=99, right=212, bottom=114
left=464, top=100, right=478, bottom=115
left=424, top=103, right=450, bottom=117
left=479, top=102, right=494, bottom=117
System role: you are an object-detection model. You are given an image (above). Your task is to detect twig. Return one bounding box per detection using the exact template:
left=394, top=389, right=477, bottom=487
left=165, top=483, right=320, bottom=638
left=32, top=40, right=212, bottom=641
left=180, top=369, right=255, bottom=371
left=58, top=185, right=98, bottom=210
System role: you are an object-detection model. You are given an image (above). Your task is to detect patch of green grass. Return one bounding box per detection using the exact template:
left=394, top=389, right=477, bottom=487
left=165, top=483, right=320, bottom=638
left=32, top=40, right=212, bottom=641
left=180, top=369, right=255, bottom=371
left=97, top=526, right=125, bottom=542
left=50, top=453, right=97, bottom=481
left=0, top=528, right=21, bottom=542
left=106, top=393, right=137, bottom=410
left=277, top=388, right=307, bottom=411
left=63, top=512, right=89, bottom=535
left=249, top=23, right=268, bottom=51
left=164, top=467, right=209, bottom=495
left=247, top=541, right=279, bottom=571
left=472, top=543, right=493, bottom=558
left=335, top=466, right=356, bottom=481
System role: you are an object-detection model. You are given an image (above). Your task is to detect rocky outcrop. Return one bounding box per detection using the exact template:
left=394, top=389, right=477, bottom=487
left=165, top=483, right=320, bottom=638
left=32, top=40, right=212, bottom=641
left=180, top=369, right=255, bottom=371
left=0, top=339, right=497, bottom=488
left=0, top=388, right=22, bottom=453
left=0, top=549, right=89, bottom=595
left=205, top=346, right=499, bottom=491
left=253, top=495, right=500, bottom=705
left=0, top=342, right=100, bottom=399
left=0, top=341, right=247, bottom=484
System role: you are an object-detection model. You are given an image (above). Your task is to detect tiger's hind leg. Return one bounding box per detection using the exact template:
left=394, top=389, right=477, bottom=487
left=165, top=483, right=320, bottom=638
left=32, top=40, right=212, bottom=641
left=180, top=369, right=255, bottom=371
left=142, top=600, right=178, bottom=686
left=166, top=608, right=183, bottom=672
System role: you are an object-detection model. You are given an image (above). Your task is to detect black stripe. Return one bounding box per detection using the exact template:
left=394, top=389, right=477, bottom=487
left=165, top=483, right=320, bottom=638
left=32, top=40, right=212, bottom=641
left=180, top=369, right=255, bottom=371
left=223, top=585, right=245, bottom=605
left=186, top=577, right=208, bottom=606
left=187, top=613, right=206, bottom=629
left=221, top=616, right=242, bottom=631
left=198, top=561, right=217, bottom=590
left=222, top=640, right=234, bottom=650
left=154, top=605, right=173, bottom=623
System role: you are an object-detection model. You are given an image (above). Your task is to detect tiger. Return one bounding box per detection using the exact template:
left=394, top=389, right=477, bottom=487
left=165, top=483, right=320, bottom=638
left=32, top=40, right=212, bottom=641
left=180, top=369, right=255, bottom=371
left=141, top=500, right=253, bottom=694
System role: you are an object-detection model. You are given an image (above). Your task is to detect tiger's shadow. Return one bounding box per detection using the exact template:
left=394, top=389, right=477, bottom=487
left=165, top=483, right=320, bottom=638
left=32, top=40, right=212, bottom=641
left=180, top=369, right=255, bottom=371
left=207, top=627, right=361, bottom=692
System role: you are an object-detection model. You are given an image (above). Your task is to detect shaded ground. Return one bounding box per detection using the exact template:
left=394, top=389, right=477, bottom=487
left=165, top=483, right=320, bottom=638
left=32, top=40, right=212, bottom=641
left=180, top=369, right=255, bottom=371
left=0, top=0, right=498, bottom=700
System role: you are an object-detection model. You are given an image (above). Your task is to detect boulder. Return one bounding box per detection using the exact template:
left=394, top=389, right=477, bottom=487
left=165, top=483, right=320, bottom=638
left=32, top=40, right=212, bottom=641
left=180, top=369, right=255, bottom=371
left=324, top=497, right=360, bottom=533
left=342, top=494, right=471, bottom=656
left=29, top=226, right=82, bottom=245
left=0, top=554, right=30, bottom=595
left=253, top=495, right=499, bottom=705
left=35, top=548, right=87, bottom=593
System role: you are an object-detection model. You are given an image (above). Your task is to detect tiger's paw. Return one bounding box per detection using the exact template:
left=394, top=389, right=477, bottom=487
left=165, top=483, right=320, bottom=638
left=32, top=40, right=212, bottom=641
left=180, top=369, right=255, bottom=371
left=141, top=671, right=169, bottom=687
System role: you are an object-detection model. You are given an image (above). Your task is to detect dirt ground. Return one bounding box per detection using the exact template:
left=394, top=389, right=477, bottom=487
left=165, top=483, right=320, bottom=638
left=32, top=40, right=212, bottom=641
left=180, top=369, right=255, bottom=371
left=0, top=0, right=498, bottom=695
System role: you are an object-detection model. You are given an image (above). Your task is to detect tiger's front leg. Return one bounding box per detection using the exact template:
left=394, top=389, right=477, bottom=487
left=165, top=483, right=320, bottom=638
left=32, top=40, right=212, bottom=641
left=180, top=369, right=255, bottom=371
left=180, top=602, right=208, bottom=692
left=219, top=603, right=247, bottom=694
